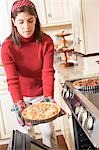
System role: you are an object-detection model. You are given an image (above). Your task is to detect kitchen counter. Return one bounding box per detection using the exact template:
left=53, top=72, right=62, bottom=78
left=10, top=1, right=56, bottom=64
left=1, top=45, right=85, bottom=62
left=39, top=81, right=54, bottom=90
left=54, top=53, right=99, bottom=83
left=1, top=54, right=99, bottom=91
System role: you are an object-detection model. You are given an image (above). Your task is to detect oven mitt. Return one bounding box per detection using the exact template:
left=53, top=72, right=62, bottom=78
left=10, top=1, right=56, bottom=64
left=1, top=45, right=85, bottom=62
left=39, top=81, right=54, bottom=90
left=43, top=96, right=55, bottom=103
left=11, top=100, right=31, bottom=127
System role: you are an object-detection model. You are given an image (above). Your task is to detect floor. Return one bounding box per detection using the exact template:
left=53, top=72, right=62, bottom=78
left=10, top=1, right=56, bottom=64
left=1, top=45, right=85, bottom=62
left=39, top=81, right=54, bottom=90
left=57, top=135, right=68, bottom=150
left=0, top=144, right=8, bottom=150
left=0, top=135, right=68, bottom=150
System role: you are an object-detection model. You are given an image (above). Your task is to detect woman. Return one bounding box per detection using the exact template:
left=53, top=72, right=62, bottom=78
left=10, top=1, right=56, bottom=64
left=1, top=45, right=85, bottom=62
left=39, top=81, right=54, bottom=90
left=1, top=0, right=57, bottom=149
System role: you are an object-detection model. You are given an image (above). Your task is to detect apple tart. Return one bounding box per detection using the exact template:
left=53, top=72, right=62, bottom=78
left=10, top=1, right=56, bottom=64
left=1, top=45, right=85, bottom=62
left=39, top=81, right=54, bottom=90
left=22, top=102, right=61, bottom=123
left=73, top=77, right=99, bottom=90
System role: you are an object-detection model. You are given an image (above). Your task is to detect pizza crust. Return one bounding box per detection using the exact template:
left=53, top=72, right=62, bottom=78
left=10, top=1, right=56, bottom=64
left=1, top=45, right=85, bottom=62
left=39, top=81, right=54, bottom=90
left=22, top=102, right=60, bottom=121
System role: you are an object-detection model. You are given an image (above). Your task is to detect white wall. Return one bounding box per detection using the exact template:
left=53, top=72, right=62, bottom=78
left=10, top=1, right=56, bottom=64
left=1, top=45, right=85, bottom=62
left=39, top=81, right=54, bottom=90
left=0, top=0, right=11, bottom=45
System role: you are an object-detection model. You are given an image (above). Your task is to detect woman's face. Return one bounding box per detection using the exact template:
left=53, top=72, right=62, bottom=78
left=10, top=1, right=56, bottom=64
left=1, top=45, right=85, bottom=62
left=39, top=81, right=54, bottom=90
left=12, top=12, right=36, bottom=38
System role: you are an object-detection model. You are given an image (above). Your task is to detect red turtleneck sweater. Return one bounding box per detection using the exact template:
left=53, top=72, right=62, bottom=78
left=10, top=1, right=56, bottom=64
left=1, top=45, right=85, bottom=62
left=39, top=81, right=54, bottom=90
left=1, top=33, right=55, bottom=102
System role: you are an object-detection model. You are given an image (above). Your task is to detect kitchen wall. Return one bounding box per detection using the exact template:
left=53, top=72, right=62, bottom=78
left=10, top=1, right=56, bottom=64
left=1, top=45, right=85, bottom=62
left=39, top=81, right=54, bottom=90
left=0, top=0, right=11, bottom=45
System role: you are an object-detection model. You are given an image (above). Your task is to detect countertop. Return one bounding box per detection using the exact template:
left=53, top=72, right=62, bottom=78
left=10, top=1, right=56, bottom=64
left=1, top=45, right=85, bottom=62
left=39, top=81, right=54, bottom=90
left=0, top=54, right=99, bottom=90
left=54, top=53, right=99, bottom=83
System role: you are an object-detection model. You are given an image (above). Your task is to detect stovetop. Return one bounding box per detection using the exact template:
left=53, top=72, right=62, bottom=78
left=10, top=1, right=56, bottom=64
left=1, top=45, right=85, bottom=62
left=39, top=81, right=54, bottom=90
left=80, top=90, right=99, bottom=109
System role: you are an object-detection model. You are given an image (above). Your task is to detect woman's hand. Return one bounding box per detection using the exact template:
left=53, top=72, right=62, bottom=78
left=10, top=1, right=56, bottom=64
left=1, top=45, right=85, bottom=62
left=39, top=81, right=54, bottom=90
left=11, top=100, right=31, bottom=126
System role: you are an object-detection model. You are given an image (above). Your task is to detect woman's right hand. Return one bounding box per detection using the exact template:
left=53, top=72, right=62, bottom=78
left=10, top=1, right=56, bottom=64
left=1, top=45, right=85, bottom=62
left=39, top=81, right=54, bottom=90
left=11, top=100, right=26, bottom=126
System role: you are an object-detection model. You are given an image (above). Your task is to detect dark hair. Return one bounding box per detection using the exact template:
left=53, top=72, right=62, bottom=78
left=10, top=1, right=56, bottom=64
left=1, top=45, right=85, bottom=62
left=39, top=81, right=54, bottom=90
left=10, top=6, right=43, bottom=47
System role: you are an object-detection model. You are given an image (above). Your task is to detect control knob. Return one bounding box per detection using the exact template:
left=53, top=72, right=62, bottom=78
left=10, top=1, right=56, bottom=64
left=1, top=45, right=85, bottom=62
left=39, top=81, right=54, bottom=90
left=69, top=89, right=74, bottom=99
left=65, top=89, right=70, bottom=99
left=86, top=116, right=94, bottom=130
left=77, top=106, right=87, bottom=126
left=62, top=87, right=67, bottom=99
left=75, top=104, right=81, bottom=116
left=81, top=109, right=88, bottom=127
left=77, top=106, right=84, bottom=122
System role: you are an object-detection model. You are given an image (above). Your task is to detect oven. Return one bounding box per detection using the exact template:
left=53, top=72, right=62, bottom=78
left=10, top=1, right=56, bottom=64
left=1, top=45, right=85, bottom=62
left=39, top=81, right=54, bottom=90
left=62, top=79, right=99, bottom=150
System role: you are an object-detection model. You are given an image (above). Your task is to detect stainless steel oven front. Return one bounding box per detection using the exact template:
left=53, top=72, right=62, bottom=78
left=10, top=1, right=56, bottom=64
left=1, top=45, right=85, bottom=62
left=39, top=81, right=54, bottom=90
left=62, top=80, right=99, bottom=150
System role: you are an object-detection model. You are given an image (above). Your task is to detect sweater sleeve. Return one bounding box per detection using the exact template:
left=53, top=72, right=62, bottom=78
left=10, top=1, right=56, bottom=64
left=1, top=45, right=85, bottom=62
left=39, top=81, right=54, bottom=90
left=42, top=36, right=55, bottom=98
left=1, top=41, right=23, bottom=102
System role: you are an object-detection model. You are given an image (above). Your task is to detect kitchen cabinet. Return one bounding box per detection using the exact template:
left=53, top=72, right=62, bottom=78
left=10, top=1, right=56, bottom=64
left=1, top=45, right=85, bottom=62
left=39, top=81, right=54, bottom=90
left=70, top=0, right=85, bottom=54
left=81, top=0, right=99, bottom=54
left=71, top=0, right=99, bottom=54
left=30, top=0, right=46, bottom=25
left=54, top=71, right=75, bottom=150
left=31, top=0, right=72, bottom=27
left=0, top=89, right=28, bottom=144
left=0, top=68, right=28, bottom=144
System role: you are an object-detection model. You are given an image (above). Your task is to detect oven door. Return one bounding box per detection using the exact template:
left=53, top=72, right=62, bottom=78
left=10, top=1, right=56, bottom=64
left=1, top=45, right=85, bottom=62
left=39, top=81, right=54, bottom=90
left=8, top=130, right=50, bottom=150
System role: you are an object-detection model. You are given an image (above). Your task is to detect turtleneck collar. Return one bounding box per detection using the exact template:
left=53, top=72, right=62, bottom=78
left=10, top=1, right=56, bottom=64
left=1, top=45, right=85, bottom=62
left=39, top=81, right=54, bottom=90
left=18, top=33, right=35, bottom=43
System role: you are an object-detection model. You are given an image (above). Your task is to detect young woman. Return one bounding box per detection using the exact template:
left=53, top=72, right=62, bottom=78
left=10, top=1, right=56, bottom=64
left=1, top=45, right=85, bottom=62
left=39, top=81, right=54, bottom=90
left=1, top=0, right=57, bottom=148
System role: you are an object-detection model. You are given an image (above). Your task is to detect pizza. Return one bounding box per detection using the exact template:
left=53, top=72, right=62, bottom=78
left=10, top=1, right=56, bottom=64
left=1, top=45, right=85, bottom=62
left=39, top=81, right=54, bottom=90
left=22, top=102, right=60, bottom=121
left=73, top=78, right=99, bottom=89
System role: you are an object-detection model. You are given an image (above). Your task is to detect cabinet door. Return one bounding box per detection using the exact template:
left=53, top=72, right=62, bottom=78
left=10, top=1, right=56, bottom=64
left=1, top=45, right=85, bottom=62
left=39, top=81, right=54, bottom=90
left=31, top=0, right=46, bottom=25
left=45, top=0, right=72, bottom=25
left=0, top=90, right=28, bottom=140
left=70, top=0, right=85, bottom=54
left=71, top=0, right=99, bottom=54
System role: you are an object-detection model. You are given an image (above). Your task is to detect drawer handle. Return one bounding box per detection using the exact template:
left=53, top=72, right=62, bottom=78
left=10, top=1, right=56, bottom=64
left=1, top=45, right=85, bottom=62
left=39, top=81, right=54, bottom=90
left=67, top=113, right=71, bottom=119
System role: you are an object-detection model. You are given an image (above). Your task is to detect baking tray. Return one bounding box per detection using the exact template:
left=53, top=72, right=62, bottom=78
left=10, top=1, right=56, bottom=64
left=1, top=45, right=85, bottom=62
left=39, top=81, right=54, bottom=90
left=75, top=85, right=99, bottom=91
left=22, top=103, right=66, bottom=126
left=79, top=88, right=99, bottom=94
left=24, top=109, right=66, bottom=125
